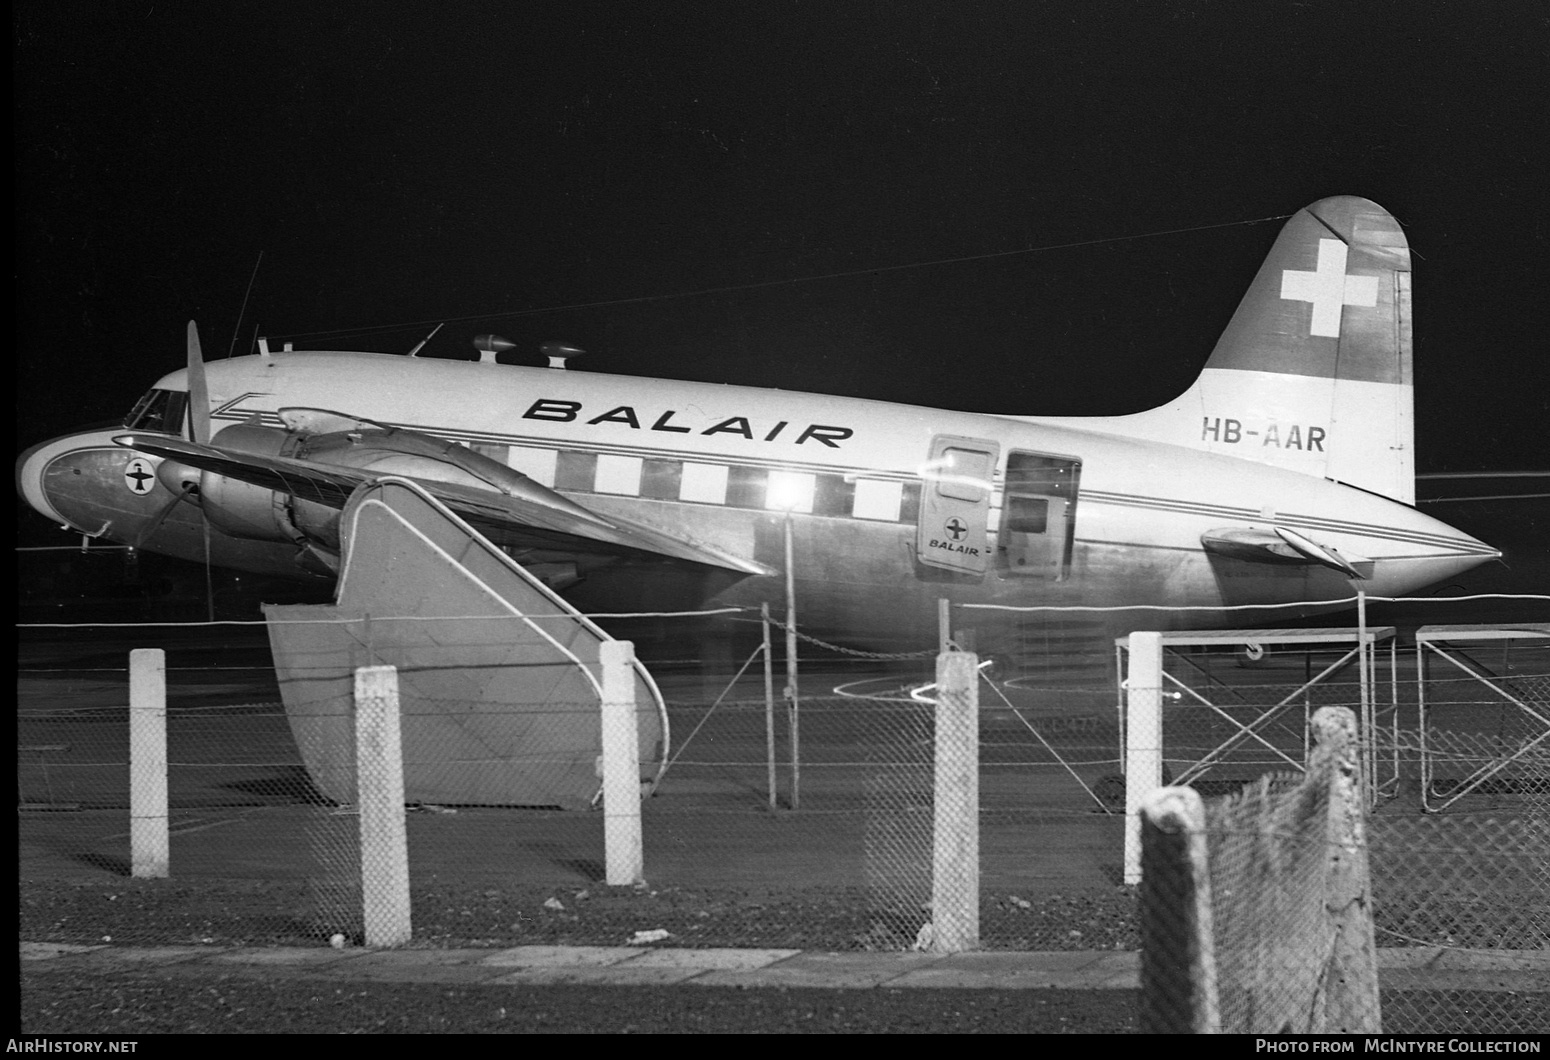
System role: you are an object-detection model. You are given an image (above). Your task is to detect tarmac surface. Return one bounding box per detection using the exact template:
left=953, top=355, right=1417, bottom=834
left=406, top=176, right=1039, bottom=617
left=21, top=940, right=1550, bottom=993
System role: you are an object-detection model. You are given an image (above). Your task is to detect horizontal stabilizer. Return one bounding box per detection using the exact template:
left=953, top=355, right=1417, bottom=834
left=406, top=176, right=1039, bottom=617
left=1271, top=526, right=1371, bottom=580
left=1201, top=526, right=1372, bottom=580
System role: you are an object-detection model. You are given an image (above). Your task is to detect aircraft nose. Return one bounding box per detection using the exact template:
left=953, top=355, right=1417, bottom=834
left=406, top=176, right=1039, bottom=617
left=17, top=437, right=72, bottom=525
left=16, top=430, right=159, bottom=535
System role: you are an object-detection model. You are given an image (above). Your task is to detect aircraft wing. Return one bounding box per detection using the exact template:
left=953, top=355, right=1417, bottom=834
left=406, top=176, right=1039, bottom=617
left=114, top=433, right=771, bottom=576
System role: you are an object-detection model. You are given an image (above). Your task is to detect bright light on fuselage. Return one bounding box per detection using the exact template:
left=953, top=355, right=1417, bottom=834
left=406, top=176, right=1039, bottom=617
left=765, top=470, right=816, bottom=513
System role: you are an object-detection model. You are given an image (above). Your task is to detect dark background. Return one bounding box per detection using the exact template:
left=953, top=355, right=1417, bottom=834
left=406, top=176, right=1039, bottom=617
left=15, top=2, right=1548, bottom=554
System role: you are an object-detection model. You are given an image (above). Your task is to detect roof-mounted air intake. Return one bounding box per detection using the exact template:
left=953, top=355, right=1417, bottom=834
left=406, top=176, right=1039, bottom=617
left=472, top=334, right=517, bottom=364
left=539, top=342, right=585, bottom=369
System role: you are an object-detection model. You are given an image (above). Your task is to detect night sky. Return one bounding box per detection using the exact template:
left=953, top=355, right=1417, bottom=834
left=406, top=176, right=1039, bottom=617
left=16, top=3, right=1549, bottom=510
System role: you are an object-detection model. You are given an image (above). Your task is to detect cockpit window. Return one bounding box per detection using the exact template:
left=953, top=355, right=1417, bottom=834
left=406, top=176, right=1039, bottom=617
left=124, top=389, right=190, bottom=435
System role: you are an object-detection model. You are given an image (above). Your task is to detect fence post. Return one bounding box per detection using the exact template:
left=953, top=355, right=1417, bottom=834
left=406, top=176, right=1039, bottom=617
left=932, top=650, right=979, bottom=953
left=1139, top=786, right=1220, bottom=1033
left=1310, top=706, right=1382, bottom=1032
left=763, top=603, right=777, bottom=811
left=1356, top=590, right=1375, bottom=806
left=129, top=648, right=169, bottom=878
left=784, top=518, right=800, bottom=812
left=355, top=665, right=411, bottom=947
left=601, top=640, right=644, bottom=885
left=1125, top=631, right=1164, bottom=885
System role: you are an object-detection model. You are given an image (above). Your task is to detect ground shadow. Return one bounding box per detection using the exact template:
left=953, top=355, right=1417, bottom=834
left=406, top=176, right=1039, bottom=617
left=555, top=858, right=606, bottom=882
left=71, top=852, right=132, bottom=876
left=218, top=767, right=333, bottom=805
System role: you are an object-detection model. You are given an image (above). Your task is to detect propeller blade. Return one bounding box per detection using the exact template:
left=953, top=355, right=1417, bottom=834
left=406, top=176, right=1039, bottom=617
left=187, top=320, right=211, bottom=445
left=135, top=482, right=198, bottom=549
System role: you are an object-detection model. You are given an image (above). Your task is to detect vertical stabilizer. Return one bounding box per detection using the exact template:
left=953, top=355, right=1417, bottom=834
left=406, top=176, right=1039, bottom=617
left=1038, top=197, right=1415, bottom=503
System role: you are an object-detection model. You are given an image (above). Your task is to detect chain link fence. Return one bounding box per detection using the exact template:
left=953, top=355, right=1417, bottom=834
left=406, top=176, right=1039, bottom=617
left=1132, top=629, right=1548, bottom=1034
left=19, top=618, right=1122, bottom=950
left=17, top=592, right=1549, bottom=1032
left=1138, top=708, right=1380, bottom=1033
left=1367, top=629, right=1550, bottom=1034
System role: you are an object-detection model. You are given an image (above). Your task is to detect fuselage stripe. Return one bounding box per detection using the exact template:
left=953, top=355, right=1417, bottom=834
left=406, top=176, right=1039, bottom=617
left=1082, top=489, right=1494, bottom=554
left=206, top=405, right=1489, bottom=557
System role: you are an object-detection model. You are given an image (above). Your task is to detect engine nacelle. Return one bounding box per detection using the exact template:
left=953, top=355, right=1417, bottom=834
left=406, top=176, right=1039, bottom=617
left=173, top=418, right=578, bottom=563
left=197, top=423, right=314, bottom=543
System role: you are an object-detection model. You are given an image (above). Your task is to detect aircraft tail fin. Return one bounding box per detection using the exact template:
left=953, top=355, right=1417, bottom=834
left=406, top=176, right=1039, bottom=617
left=1044, top=197, right=1415, bottom=503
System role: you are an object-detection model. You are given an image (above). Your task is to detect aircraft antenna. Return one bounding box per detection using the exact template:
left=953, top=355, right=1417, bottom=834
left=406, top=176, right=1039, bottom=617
left=226, top=251, right=264, bottom=359
left=407, top=322, right=444, bottom=357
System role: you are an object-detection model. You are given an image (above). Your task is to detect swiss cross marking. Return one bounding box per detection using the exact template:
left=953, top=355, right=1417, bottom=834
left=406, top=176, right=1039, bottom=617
left=1279, top=238, right=1379, bottom=338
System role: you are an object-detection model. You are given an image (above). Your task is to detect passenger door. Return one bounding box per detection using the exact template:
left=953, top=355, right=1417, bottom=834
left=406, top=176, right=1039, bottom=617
left=999, top=450, right=1081, bottom=580
left=916, top=435, right=999, bottom=577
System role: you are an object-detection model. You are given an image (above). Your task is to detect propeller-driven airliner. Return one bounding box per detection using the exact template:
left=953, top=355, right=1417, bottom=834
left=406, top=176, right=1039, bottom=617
left=17, top=197, right=1501, bottom=657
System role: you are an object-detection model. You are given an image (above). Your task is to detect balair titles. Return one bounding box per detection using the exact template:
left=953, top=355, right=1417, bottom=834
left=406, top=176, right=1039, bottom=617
left=523, top=399, right=854, bottom=448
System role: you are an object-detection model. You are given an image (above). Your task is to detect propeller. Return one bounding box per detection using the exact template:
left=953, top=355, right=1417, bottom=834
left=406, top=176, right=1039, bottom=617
left=131, top=321, right=212, bottom=549
left=134, top=481, right=199, bottom=548
left=187, top=320, right=211, bottom=444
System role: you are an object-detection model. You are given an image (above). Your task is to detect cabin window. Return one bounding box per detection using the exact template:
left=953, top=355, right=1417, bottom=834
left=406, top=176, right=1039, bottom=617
left=594, top=454, right=644, bottom=496
left=640, top=458, right=683, bottom=500
left=123, top=389, right=189, bottom=436
left=679, top=462, right=729, bottom=504
left=764, top=470, right=816, bottom=513
left=726, top=465, right=767, bottom=509
left=815, top=474, right=859, bottom=518
left=999, top=450, right=1081, bottom=580
left=554, top=451, right=597, bottom=491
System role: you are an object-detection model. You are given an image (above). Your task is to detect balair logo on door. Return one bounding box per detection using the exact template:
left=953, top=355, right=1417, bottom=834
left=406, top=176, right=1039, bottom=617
left=522, top=399, right=854, bottom=448
left=916, top=436, right=997, bottom=577
left=929, top=516, right=980, bottom=556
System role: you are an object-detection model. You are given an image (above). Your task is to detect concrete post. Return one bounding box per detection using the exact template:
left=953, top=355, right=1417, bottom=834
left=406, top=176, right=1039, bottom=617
left=355, top=665, right=411, bottom=946
left=1139, top=786, right=1221, bottom=1033
left=1125, top=631, right=1164, bottom=885
left=601, top=640, right=644, bottom=885
left=932, top=650, right=980, bottom=952
left=130, top=648, right=169, bottom=878
left=1311, top=707, right=1382, bottom=1032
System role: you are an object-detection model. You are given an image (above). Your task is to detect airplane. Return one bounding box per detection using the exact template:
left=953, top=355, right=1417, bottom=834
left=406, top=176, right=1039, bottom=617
left=17, top=196, right=1504, bottom=664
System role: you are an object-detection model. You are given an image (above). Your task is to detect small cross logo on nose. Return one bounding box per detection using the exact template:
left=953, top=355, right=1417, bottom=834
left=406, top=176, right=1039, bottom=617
left=945, top=516, right=968, bottom=541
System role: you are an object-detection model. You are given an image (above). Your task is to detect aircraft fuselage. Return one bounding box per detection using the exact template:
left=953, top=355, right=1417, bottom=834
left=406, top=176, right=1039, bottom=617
left=21, top=349, right=1496, bottom=652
